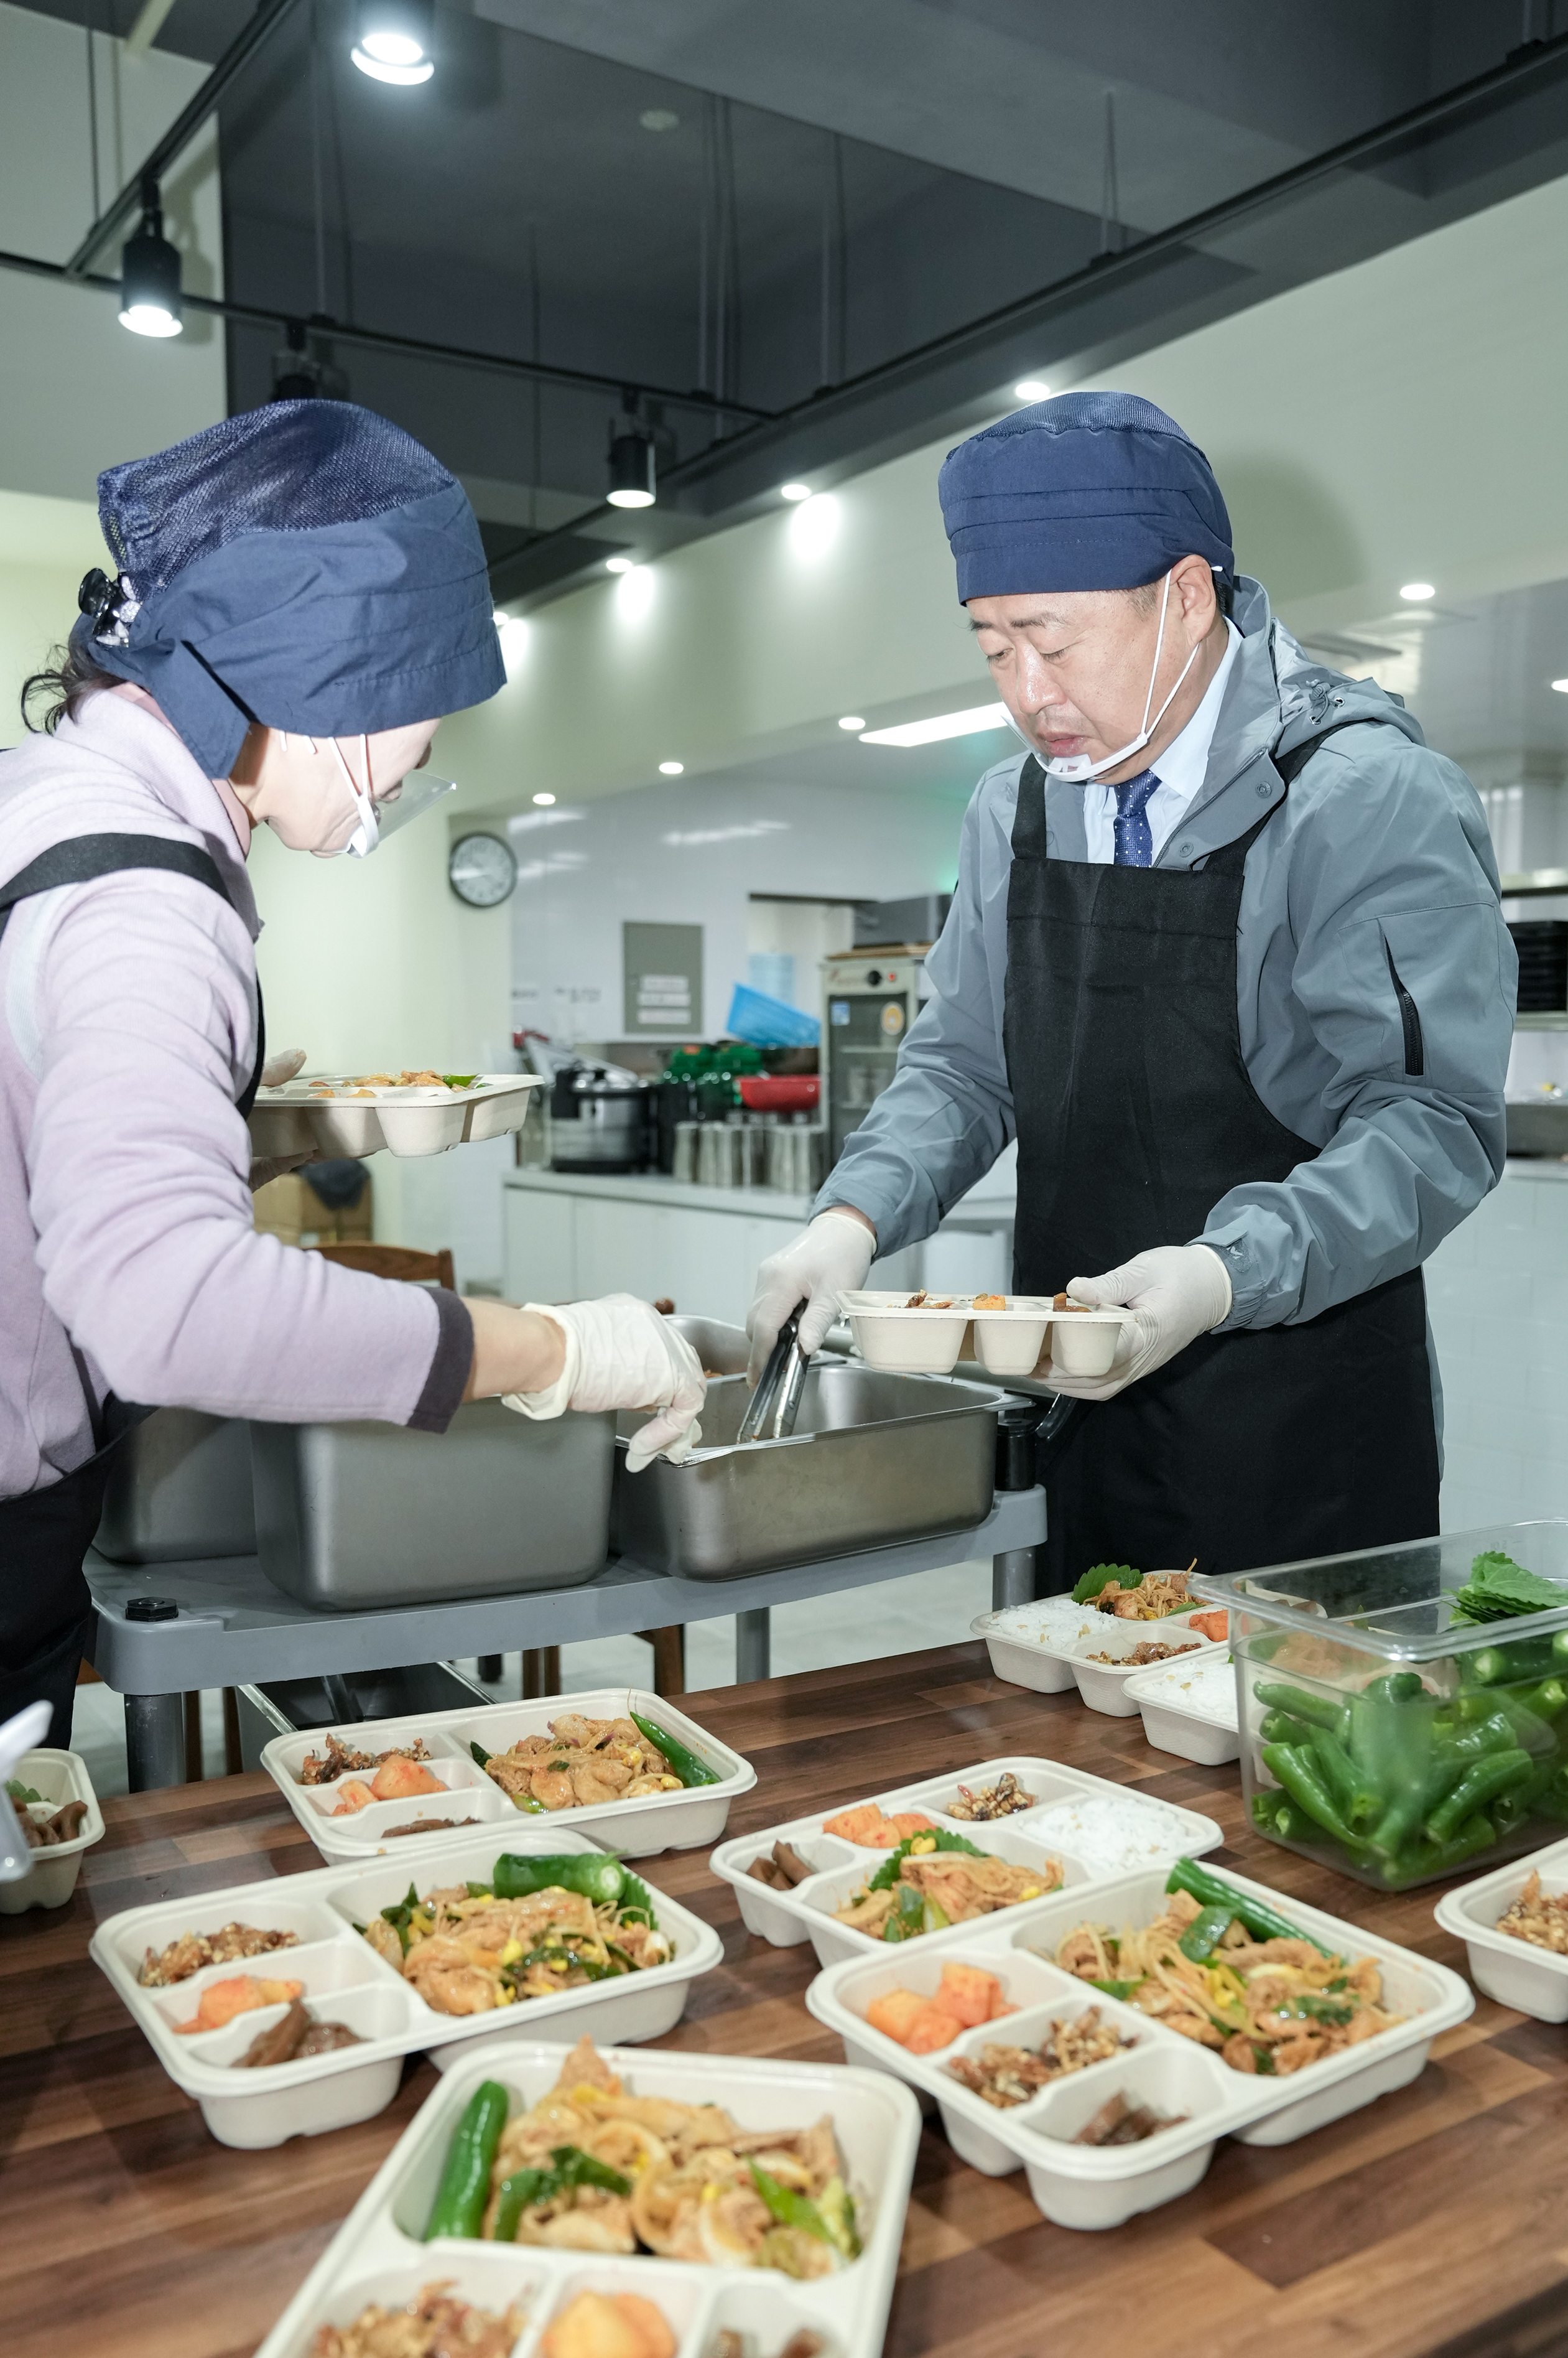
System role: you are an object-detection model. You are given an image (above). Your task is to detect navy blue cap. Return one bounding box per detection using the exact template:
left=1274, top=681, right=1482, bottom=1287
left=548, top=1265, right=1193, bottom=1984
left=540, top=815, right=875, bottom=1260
left=938, top=390, right=1233, bottom=601
left=75, top=401, right=504, bottom=778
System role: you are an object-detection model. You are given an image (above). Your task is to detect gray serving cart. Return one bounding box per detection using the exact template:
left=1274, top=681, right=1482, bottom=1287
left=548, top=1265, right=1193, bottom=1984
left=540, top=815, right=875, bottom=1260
left=86, top=1487, right=1046, bottom=1789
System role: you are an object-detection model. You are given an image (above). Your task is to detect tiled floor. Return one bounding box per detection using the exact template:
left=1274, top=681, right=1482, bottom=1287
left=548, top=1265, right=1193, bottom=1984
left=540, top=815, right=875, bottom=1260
left=68, top=1555, right=995, bottom=1801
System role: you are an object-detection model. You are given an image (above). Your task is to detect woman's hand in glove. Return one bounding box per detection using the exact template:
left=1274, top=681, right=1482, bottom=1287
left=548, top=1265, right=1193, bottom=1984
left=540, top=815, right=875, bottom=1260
left=498, top=1293, right=706, bottom=1471
left=746, top=1208, right=876, bottom=1384
left=1043, top=1244, right=1233, bottom=1400
left=249, top=1046, right=313, bottom=1189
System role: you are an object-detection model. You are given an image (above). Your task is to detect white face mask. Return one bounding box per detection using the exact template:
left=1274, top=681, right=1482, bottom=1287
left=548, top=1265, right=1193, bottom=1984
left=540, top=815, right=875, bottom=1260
left=276, top=732, right=457, bottom=858
left=1032, top=570, right=1204, bottom=783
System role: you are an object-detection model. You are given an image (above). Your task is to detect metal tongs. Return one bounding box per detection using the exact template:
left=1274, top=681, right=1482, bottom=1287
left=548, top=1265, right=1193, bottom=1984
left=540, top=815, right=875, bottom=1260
left=737, top=1300, right=810, bottom=1445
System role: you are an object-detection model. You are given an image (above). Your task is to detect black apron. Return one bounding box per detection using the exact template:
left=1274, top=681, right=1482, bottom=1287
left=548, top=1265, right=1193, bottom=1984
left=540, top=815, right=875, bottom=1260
left=0, top=834, right=264, bottom=1745
left=1004, top=738, right=1439, bottom=1590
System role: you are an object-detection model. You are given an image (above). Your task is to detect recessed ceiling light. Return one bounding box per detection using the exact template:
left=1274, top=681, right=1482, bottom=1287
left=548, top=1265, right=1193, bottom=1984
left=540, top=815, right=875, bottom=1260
left=640, top=108, right=679, bottom=131
left=1399, top=581, right=1436, bottom=602
left=859, top=702, right=1011, bottom=748
left=351, top=1, right=434, bottom=81
left=1552, top=679, right=1568, bottom=695
left=838, top=715, right=867, bottom=732
left=605, top=556, right=636, bottom=574
left=779, top=482, right=813, bottom=502
left=659, top=760, right=684, bottom=775
left=532, top=791, right=556, bottom=806
left=1014, top=378, right=1051, bottom=401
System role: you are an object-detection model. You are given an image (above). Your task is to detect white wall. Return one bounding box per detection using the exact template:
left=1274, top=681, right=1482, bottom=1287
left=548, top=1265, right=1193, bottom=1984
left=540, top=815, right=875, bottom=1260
left=507, top=767, right=969, bottom=1048
left=0, top=2, right=225, bottom=503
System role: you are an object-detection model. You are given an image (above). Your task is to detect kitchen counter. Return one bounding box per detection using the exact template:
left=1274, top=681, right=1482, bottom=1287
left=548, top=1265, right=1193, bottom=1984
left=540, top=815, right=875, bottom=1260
left=7, top=1643, right=1561, bottom=2358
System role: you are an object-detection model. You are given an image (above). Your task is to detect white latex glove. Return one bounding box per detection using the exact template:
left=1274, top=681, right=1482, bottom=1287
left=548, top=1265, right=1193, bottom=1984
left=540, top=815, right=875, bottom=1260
left=249, top=1049, right=313, bottom=1190
left=1044, top=1243, right=1233, bottom=1402
left=260, top=1047, right=307, bottom=1087
left=501, top=1293, right=707, bottom=1472
left=746, top=1208, right=876, bottom=1384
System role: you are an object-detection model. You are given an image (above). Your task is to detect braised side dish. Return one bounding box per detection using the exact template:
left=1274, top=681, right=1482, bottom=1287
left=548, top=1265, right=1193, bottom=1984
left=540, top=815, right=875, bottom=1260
left=945, top=2007, right=1133, bottom=2107
left=425, top=2038, right=861, bottom=2281
left=1496, top=1869, right=1568, bottom=1954
left=233, top=1996, right=365, bottom=2068
left=1083, top=1640, right=1200, bottom=1667
left=1073, top=2091, right=1185, bottom=2146
left=12, top=1797, right=89, bottom=1848
left=902, top=1291, right=957, bottom=1308
left=832, top=1828, right=1062, bottom=1942
left=475, top=1712, right=683, bottom=1813
left=139, top=1922, right=302, bottom=1987
left=312, top=2283, right=524, bottom=2358
left=299, top=1734, right=435, bottom=1786
left=360, top=1853, right=670, bottom=2015
left=947, top=1773, right=1036, bottom=1822
left=1054, top=1860, right=1402, bottom=2077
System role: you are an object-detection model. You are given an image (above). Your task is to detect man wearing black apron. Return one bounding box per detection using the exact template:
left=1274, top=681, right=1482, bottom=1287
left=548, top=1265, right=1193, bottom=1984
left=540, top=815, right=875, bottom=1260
left=749, top=391, right=1515, bottom=1582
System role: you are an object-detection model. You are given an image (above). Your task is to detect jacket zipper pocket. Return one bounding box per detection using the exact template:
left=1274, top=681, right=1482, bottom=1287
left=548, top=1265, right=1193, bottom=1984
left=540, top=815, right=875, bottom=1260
left=1385, top=941, right=1424, bottom=1076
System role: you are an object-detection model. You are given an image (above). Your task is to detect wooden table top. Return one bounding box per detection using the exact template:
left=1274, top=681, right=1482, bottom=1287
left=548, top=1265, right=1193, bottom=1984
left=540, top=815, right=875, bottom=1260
left=4, top=1643, right=1561, bottom=2358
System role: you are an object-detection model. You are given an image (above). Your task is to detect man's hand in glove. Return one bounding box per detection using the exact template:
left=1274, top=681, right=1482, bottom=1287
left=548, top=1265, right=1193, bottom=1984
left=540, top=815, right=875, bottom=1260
left=746, top=1208, right=876, bottom=1384
left=499, top=1293, right=706, bottom=1471
left=1043, top=1244, right=1233, bottom=1401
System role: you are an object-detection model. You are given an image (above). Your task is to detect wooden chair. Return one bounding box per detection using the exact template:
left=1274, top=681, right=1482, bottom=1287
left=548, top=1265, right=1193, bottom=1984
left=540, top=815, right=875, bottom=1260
left=311, top=1241, right=456, bottom=1290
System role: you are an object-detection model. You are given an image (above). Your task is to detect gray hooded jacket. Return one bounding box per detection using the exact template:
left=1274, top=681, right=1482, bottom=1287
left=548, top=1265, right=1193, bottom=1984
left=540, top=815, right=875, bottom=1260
left=817, top=577, right=1516, bottom=1374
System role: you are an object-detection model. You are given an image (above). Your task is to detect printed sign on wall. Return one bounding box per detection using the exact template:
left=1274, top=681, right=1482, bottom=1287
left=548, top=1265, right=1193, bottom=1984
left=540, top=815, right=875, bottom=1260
left=623, top=920, right=704, bottom=1036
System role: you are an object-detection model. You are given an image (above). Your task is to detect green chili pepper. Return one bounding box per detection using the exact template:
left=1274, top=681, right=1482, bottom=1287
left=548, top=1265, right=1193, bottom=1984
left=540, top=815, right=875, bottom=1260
left=491, top=2145, right=633, bottom=2243
left=1432, top=1709, right=1516, bottom=1765
left=492, top=2168, right=551, bottom=2242
left=1253, top=1682, right=1350, bottom=1735
left=1309, top=1729, right=1380, bottom=1827
left=470, top=1740, right=491, bottom=1767
left=628, top=1710, right=721, bottom=1788
left=1368, top=1784, right=1427, bottom=1861
left=491, top=1853, right=630, bottom=1906
left=1427, top=1747, right=1533, bottom=1843
left=1487, top=1689, right=1564, bottom=1758
left=1360, top=1671, right=1427, bottom=1705
left=1260, top=1745, right=1373, bottom=1864
left=425, top=2081, right=509, bottom=2241
left=1177, top=1901, right=1235, bottom=1962
left=1164, top=1857, right=1333, bottom=1954
left=1260, top=1709, right=1320, bottom=1749
left=1090, top=1976, right=1145, bottom=2001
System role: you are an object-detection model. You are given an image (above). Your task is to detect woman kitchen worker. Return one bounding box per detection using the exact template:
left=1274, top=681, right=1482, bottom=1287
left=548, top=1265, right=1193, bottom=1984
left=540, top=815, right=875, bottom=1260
left=0, top=400, right=703, bottom=1745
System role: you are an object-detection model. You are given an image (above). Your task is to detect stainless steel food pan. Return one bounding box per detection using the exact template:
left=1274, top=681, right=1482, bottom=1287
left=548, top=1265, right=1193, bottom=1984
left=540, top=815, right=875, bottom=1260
left=611, top=1362, right=1004, bottom=1580
left=250, top=1400, right=615, bottom=1610
left=95, top=1408, right=256, bottom=1564
left=666, top=1316, right=749, bottom=1376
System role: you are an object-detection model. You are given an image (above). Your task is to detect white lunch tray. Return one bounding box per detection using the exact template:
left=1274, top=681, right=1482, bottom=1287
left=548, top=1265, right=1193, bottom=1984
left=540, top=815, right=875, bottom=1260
left=1122, top=1651, right=1241, bottom=1766
left=972, top=1595, right=1212, bottom=1703
left=249, top=1073, right=542, bottom=1162
left=0, top=1746, right=104, bottom=1913
left=709, top=1753, right=1222, bottom=1967
left=252, top=2038, right=921, bottom=2358
left=261, top=1688, right=754, bottom=1865
left=805, top=1860, right=1473, bottom=2231
left=1434, top=1833, right=1568, bottom=2021
left=840, top=1290, right=1126, bottom=1378
left=88, top=1823, right=722, bottom=2148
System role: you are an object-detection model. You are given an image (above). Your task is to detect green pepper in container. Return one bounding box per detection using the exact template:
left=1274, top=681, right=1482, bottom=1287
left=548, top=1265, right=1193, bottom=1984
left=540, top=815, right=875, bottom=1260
left=1426, top=1748, right=1533, bottom=1844
left=1260, top=1743, right=1373, bottom=1865
left=628, top=1710, right=721, bottom=1788
left=425, top=2081, right=509, bottom=2241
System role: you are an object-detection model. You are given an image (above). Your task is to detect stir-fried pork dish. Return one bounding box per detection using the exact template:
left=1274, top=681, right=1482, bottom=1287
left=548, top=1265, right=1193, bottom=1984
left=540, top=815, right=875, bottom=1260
left=478, top=1714, right=682, bottom=1813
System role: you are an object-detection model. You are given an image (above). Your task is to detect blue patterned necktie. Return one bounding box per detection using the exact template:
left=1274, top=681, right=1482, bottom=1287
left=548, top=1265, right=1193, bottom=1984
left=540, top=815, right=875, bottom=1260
left=1112, top=768, right=1161, bottom=867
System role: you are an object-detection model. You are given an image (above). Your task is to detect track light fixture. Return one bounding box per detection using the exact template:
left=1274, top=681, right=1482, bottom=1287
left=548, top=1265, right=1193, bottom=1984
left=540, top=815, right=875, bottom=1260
left=118, top=184, right=182, bottom=338
left=607, top=390, right=657, bottom=509
left=351, top=0, right=435, bottom=83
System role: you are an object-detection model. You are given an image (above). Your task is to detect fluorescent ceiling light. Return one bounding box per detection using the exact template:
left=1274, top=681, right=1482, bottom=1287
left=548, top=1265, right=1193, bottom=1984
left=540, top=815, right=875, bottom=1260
left=659, top=760, right=684, bottom=775
left=860, top=702, right=1011, bottom=747
left=779, top=482, right=812, bottom=502
left=662, top=821, right=788, bottom=846
left=1399, top=581, right=1436, bottom=602
left=605, top=556, right=636, bottom=574
left=837, top=715, right=866, bottom=731
left=532, top=791, right=556, bottom=805
left=1014, top=378, right=1051, bottom=401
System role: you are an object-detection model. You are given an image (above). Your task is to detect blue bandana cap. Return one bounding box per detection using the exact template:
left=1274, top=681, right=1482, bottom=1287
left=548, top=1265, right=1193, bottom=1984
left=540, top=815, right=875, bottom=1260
left=938, top=390, right=1234, bottom=601
left=75, top=401, right=505, bottom=778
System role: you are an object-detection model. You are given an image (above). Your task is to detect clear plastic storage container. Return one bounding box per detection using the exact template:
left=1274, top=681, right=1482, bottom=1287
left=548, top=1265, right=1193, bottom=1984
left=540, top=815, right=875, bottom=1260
left=1194, top=1521, right=1568, bottom=1891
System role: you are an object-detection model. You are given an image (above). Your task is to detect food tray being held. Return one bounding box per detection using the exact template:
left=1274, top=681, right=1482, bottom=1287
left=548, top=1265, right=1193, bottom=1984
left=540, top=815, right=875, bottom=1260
left=88, top=1824, right=723, bottom=2148
left=709, top=1753, right=1222, bottom=1967
left=805, top=1856, right=1472, bottom=2231
left=261, top=1687, right=754, bottom=1865
left=0, top=1746, right=104, bottom=1914
left=1123, top=1650, right=1241, bottom=1766
left=1434, top=1833, right=1568, bottom=2021
left=252, top=2038, right=920, bottom=2358
left=249, top=1072, right=542, bottom=1162
left=840, top=1290, right=1126, bottom=1379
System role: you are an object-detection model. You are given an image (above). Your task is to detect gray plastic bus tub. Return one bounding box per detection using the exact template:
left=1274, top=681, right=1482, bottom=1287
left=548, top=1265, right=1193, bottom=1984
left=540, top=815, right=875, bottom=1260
left=611, top=1361, right=1004, bottom=1580
left=249, top=1399, right=616, bottom=1610
left=95, top=1407, right=256, bottom=1565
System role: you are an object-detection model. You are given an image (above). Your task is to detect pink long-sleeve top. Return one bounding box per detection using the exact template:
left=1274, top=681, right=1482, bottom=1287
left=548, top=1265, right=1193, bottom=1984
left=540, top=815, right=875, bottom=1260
left=0, top=691, right=472, bottom=1498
